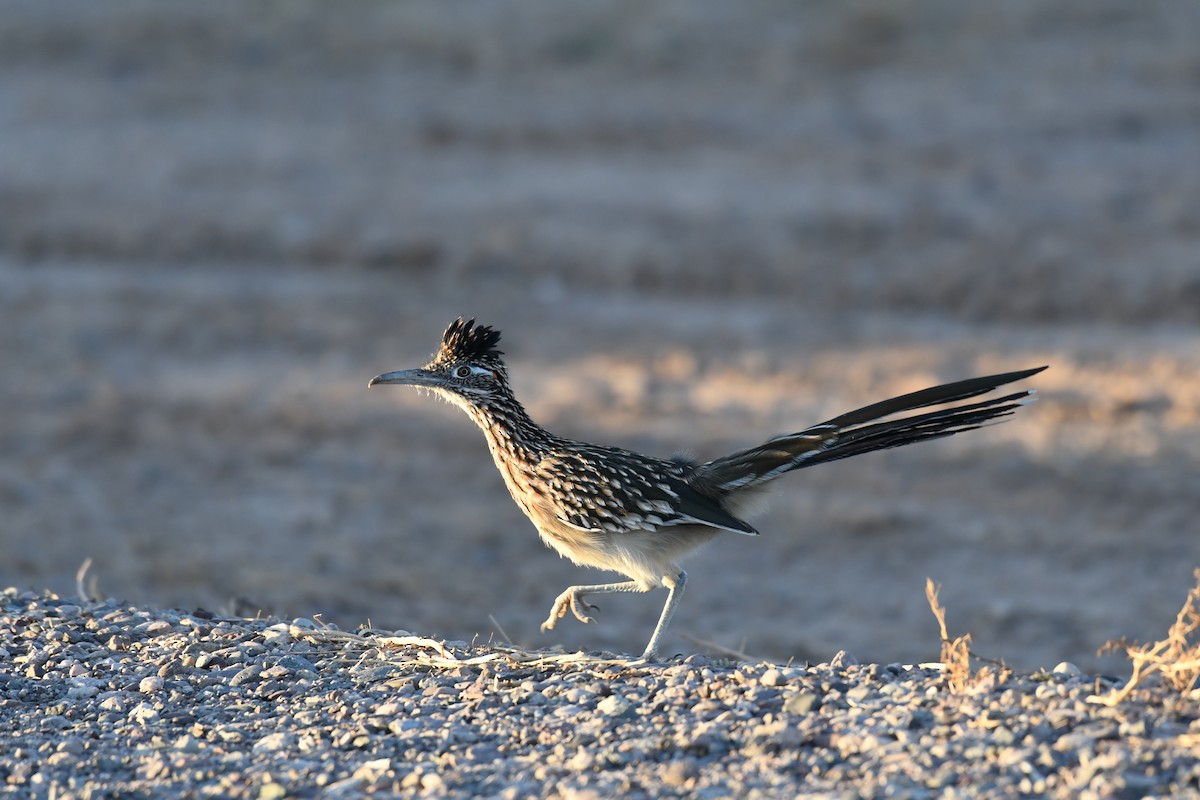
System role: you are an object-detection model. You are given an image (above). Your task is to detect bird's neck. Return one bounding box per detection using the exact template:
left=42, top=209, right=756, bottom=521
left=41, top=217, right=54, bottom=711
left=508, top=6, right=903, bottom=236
left=459, top=392, right=561, bottom=517
left=462, top=390, right=558, bottom=460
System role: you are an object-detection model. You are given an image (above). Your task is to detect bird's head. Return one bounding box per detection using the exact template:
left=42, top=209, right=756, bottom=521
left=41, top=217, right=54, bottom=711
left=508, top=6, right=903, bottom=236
left=369, top=317, right=510, bottom=411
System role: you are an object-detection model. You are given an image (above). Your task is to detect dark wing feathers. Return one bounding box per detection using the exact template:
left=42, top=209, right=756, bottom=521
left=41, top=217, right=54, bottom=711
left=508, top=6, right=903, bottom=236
left=670, top=481, right=759, bottom=535
left=537, top=449, right=757, bottom=536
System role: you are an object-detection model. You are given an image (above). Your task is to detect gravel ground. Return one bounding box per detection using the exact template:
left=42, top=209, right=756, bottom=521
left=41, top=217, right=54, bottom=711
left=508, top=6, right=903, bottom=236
left=3, top=0, right=1199, bottom=672
left=3, top=5, right=1200, bottom=792
left=3, top=589, right=1198, bottom=798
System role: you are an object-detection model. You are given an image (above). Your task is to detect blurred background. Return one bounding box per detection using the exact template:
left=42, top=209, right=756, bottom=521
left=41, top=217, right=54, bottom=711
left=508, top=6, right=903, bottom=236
left=2, top=0, right=1198, bottom=671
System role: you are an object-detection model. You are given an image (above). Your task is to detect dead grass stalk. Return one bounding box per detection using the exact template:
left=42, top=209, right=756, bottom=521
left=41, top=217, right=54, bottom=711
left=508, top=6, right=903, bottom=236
left=1089, top=567, right=1200, bottom=706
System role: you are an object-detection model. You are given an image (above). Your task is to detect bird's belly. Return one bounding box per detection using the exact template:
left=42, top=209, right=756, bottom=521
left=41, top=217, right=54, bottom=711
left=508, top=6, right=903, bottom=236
left=535, top=514, right=720, bottom=588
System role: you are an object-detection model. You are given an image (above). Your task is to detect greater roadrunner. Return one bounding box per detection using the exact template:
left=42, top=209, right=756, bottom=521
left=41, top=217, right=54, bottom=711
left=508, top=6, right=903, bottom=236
left=370, top=318, right=1046, bottom=660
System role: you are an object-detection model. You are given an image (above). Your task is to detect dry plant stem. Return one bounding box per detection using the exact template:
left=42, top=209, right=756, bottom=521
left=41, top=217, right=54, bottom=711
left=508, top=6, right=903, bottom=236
left=925, top=578, right=974, bottom=693
left=488, top=614, right=514, bottom=646
left=1089, top=568, right=1200, bottom=706
left=680, top=633, right=759, bottom=663
left=297, top=627, right=643, bottom=670
left=75, top=558, right=98, bottom=604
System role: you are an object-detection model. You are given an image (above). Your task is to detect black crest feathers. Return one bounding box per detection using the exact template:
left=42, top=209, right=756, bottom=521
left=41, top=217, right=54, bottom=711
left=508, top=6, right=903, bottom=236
left=439, top=317, right=503, bottom=362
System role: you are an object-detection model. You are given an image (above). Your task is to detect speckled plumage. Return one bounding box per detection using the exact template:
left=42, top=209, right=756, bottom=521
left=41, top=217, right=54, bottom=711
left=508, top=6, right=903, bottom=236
left=370, top=318, right=1046, bottom=659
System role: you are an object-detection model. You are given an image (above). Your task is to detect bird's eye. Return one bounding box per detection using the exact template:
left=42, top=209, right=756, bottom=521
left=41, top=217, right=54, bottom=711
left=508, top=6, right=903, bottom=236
left=454, top=365, right=472, bottom=378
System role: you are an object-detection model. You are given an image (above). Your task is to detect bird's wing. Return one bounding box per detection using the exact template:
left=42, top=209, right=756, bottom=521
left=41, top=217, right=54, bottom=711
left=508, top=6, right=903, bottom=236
left=536, top=449, right=757, bottom=537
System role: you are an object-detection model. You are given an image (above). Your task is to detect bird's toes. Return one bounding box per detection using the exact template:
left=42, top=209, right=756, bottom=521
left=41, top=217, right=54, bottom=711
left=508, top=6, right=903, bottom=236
left=570, top=597, right=599, bottom=624
left=542, top=594, right=578, bottom=631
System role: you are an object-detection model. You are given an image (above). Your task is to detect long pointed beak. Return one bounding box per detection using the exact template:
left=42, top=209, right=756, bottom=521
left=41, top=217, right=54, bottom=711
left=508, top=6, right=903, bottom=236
left=368, top=368, right=442, bottom=388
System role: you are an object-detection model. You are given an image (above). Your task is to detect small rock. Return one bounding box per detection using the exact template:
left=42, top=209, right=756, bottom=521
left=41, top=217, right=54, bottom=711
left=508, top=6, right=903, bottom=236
left=745, top=719, right=804, bottom=755
left=1119, top=718, right=1148, bottom=738
left=596, top=694, right=634, bottom=718
left=139, top=675, right=165, bottom=694
left=388, top=719, right=422, bottom=735
left=99, top=694, right=126, bottom=712
left=661, top=759, right=699, bottom=788
left=1076, top=719, right=1120, bottom=740
left=846, top=684, right=875, bottom=704
left=400, top=770, right=424, bottom=790
left=567, top=750, right=595, bottom=771
left=215, top=726, right=245, bottom=743
left=129, top=703, right=159, bottom=725
left=993, top=726, right=1019, bottom=746
left=373, top=701, right=402, bottom=717
left=230, top=664, right=263, bottom=686
left=253, top=732, right=295, bottom=752
left=262, top=624, right=292, bottom=644
left=829, top=651, right=858, bottom=668
left=860, top=732, right=895, bottom=751
left=40, top=715, right=72, bottom=732
left=259, top=782, right=288, bottom=800
left=275, top=654, right=316, bottom=675
left=174, top=734, right=204, bottom=752
left=139, top=753, right=170, bottom=780
left=67, top=683, right=99, bottom=700
left=466, top=743, right=501, bottom=762
left=783, top=691, right=821, bottom=715
left=56, top=740, right=84, bottom=756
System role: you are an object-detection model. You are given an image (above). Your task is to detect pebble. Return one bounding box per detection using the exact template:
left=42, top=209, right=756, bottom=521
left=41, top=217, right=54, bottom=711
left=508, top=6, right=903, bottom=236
left=253, top=732, right=295, bottom=752
left=760, top=668, right=784, bottom=687
left=784, top=690, right=822, bottom=715
left=230, top=664, right=263, bottom=686
left=129, top=703, right=159, bottom=725
left=595, top=694, right=633, bottom=717
left=139, top=675, right=165, bottom=694
left=0, top=589, right=1196, bottom=798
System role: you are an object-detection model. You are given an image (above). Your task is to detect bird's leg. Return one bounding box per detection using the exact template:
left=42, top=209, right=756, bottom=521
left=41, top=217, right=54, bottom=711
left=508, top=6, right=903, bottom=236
left=540, top=580, right=647, bottom=631
left=641, top=570, right=687, bottom=661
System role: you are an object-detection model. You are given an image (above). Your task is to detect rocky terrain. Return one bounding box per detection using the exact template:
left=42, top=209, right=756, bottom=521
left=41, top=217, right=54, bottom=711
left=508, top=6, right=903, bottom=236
left=2, top=0, right=1199, bottom=680
left=3, top=590, right=1199, bottom=798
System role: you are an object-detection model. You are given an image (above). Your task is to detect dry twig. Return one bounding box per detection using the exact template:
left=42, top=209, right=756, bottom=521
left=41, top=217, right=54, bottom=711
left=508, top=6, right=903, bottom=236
left=925, top=578, right=975, bottom=692
left=292, top=626, right=636, bottom=670
left=76, top=558, right=99, bottom=604
left=1089, top=568, right=1200, bottom=706
left=680, top=633, right=759, bottom=663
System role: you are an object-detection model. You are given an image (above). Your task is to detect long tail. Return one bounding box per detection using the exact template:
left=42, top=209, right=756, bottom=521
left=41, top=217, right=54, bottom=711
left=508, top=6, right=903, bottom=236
left=695, top=365, right=1047, bottom=493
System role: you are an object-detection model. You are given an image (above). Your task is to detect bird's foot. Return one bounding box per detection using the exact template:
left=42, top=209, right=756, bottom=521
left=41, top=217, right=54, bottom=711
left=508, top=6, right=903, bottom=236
left=540, top=588, right=598, bottom=632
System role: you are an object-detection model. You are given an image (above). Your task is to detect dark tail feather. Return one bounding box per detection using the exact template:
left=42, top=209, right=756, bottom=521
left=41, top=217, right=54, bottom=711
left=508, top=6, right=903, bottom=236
left=796, top=389, right=1033, bottom=469
left=696, top=366, right=1046, bottom=492
left=823, top=366, right=1047, bottom=429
